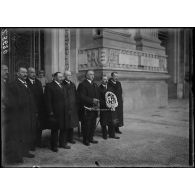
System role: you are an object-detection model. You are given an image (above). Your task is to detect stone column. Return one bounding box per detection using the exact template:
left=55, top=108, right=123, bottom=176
left=166, top=28, right=189, bottom=99
left=58, top=29, right=65, bottom=73
left=44, top=29, right=65, bottom=80
left=70, top=28, right=80, bottom=85
left=134, top=28, right=165, bottom=55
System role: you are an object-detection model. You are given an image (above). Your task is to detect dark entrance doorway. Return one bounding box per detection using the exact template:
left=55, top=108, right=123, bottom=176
left=1, top=28, right=44, bottom=81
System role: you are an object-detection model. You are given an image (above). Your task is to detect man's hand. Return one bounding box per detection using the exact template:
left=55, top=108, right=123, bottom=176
left=93, top=98, right=99, bottom=106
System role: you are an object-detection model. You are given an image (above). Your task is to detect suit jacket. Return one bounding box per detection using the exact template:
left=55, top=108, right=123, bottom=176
left=44, top=81, right=66, bottom=130
left=77, top=79, right=99, bottom=120
left=8, top=79, right=36, bottom=143
left=26, top=78, right=46, bottom=129
left=26, top=78, right=44, bottom=113
left=63, top=80, right=79, bottom=128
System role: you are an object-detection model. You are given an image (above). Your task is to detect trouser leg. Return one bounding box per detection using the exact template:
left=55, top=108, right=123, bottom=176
left=101, top=125, right=108, bottom=139
left=36, top=119, right=42, bottom=146
left=82, top=118, right=89, bottom=143
left=51, top=129, right=58, bottom=148
left=67, top=128, right=74, bottom=141
left=59, top=128, right=68, bottom=146
left=89, top=113, right=97, bottom=141
left=108, top=124, right=115, bottom=138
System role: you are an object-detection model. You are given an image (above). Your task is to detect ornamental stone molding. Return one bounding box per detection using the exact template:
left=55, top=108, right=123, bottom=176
left=65, top=28, right=70, bottom=70
left=78, top=47, right=168, bottom=73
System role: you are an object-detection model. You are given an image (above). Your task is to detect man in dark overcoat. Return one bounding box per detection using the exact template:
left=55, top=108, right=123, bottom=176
left=26, top=67, right=45, bottom=148
left=62, top=71, right=79, bottom=144
left=77, top=70, right=99, bottom=146
left=107, top=72, right=124, bottom=134
left=9, top=67, right=36, bottom=159
left=1, top=65, right=23, bottom=164
left=99, top=75, right=120, bottom=140
left=44, top=72, right=71, bottom=152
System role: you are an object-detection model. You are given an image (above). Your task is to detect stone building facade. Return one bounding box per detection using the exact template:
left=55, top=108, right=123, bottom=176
left=1, top=28, right=192, bottom=113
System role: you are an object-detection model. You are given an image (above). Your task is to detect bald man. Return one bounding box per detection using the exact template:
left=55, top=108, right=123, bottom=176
left=62, top=71, right=79, bottom=144
left=26, top=67, right=45, bottom=148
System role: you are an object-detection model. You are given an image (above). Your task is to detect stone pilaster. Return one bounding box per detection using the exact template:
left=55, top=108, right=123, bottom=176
left=166, top=28, right=191, bottom=99
left=134, top=28, right=166, bottom=55
left=44, top=29, right=65, bottom=80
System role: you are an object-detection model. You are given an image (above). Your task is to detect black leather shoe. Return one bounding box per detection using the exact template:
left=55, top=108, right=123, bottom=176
left=109, top=136, right=120, bottom=139
left=90, top=140, right=98, bottom=144
left=68, top=140, right=76, bottom=144
left=36, top=143, right=42, bottom=148
left=83, top=142, right=90, bottom=146
left=51, top=147, right=58, bottom=152
left=59, top=145, right=71, bottom=149
left=30, top=147, right=36, bottom=151
left=116, top=130, right=122, bottom=134
left=103, top=136, right=107, bottom=140
left=24, top=153, right=35, bottom=158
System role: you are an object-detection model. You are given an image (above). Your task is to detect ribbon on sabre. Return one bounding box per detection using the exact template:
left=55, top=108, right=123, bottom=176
left=84, top=106, right=110, bottom=112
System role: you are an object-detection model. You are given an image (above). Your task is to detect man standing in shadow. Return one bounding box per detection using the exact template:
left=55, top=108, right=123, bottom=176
left=9, top=67, right=36, bottom=160
left=107, top=72, right=124, bottom=134
left=26, top=67, right=45, bottom=149
left=99, top=75, right=120, bottom=140
left=63, top=70, right=79, bottom=144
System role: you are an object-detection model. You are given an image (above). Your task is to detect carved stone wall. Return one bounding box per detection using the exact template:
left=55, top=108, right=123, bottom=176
left=78, top=47, right=167, bottom=73
left=135, top=29, right=166, bottom=55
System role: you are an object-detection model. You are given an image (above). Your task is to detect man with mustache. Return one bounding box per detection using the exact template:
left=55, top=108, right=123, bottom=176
left=9, top=67, right=36, bottom=161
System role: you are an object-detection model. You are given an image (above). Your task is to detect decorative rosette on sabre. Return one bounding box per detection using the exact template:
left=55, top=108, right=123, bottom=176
left=105, top=91, right=118, bottom=111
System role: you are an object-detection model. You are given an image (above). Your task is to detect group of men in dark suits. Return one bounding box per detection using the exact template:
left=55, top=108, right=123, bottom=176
left=2, top=66, right=38, bottom=164
left=1, top=65, right=123, bottom=165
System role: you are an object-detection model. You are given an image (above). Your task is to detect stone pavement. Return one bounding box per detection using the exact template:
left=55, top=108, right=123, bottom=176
left=6, top=99, right=190, bottom=167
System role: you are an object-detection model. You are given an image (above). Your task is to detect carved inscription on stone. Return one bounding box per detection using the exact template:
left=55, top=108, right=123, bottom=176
left=78, top=47, right=167, bottom=72
left=140, top=56, right=159, bottom=67
left=119, top=53, right=138, bottom=66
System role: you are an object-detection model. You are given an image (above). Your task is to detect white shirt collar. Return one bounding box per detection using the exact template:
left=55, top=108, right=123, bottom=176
left=29, top=78, right=35, bottom=84
left=18, top=78, right=26, bottom=84
left=111, top=79, right=116, bottom=84
left=18, top=78, right=28, bottom=87
left=64, top=80, right=70, bottom=84
left=54, top=80, right=62, bottom=87
left=87, top=79, right=92, bottom=84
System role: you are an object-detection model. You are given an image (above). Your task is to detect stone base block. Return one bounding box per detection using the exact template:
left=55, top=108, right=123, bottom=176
left=122, top=80, right=168, bottom=113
